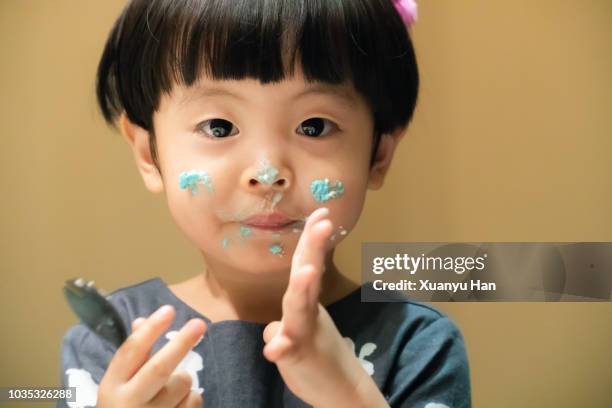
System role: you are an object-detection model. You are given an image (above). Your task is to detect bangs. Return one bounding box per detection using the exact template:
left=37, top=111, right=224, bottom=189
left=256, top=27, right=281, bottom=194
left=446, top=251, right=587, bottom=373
left=97, top=0, right=418, bottom=156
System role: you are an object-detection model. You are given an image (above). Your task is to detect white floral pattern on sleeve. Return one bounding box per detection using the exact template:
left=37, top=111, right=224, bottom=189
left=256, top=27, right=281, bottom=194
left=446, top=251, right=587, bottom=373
left=165, top=330, right=205, bottom=394
left=343, top=337, right=377, bottom=375
left=65, top=368, right=98, bottom=408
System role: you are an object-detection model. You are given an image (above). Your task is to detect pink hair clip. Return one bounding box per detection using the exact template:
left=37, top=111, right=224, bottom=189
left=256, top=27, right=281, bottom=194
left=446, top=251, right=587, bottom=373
left=393, top=0, right=418, bottom=27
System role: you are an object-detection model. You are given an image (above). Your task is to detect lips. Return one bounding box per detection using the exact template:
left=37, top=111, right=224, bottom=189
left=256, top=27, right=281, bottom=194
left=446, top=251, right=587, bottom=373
left=242, top=212, right=296, bottom=228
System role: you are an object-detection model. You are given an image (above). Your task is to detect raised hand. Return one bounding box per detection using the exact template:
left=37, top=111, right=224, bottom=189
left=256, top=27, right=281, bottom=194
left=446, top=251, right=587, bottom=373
left=262, top=207, right=387, bottom=407
left=98, top=305, right=206, bottom=408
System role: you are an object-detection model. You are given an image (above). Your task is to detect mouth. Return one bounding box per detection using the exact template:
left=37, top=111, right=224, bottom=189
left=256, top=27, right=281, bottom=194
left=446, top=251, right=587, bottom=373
left=243, top=220, right=300, bottom=231
left=242, top=212, right=302, bottom=230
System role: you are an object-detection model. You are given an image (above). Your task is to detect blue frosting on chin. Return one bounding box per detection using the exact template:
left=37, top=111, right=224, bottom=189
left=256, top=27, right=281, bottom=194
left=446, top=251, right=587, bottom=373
left=221, top=237, right=230, bottom=248
left=269, top=243, right=283, bottom=255
left=239, top=226, right=253, bottom=238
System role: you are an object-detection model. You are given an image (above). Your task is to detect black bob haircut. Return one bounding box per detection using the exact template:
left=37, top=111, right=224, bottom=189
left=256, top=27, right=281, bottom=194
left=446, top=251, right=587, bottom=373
left=96, top=0, right=419, bottom=171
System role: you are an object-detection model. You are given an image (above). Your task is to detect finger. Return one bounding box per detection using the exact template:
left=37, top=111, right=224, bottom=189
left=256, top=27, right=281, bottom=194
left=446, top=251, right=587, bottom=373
left=301, top=219, right=334, bottom=303
left=177, top=390, right=204, bottom=408
left=262, top=320, right=282, bottom=344
left=131, top=317, right=146, bottom=332
left=292, top=217, right=333, bottom=283
left=282, top=264, right=318, bottom=339
left=127, top=318, right=207, bottom=403
left=105, top=305, right=175, bottom=385
left=149, top=370, right=193, bottom=407
left=291, top=207, right=330, bottom=272
left=263, top=332, right=295, bottom=363
left=290, top=209, right=333, bottom=309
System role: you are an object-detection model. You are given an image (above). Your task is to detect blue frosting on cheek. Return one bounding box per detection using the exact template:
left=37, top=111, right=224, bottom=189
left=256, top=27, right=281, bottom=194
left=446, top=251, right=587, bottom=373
left=179, top=170, right=214, bottom=194
left=310, top=178, right=345, bottom=203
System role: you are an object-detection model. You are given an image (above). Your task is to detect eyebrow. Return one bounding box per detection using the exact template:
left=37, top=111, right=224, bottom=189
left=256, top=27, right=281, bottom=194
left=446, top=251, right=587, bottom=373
left=180, top=83, right=358, bottom=109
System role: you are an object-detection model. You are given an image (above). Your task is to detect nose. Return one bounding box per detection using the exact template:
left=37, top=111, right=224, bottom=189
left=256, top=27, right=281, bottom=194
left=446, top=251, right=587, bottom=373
left=242, top=162, right=291, bottom=194
left=248, top=176, right=289, bottom=192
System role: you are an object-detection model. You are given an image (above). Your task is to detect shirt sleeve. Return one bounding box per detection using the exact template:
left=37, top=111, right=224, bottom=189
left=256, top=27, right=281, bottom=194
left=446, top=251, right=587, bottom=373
left=386, top=316, right=472, bottom=408
left=56, top=323, right=117, bottom=408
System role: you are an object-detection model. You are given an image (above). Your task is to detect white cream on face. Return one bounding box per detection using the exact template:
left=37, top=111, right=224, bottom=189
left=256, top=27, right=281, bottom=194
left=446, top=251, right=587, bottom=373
left=216, top=155, right=298, bottom=225
left=219, top=174, right=350, bottom=248
left=211, top=157, right=306, bottom=253
left=180, top=164, right=348, bottom=255
left=255, top=157, right=280, bottom=185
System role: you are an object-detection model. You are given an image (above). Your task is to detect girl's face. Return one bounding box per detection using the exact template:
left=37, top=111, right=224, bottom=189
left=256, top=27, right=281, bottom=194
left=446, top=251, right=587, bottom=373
left=131, top=68, right=395, bottom=274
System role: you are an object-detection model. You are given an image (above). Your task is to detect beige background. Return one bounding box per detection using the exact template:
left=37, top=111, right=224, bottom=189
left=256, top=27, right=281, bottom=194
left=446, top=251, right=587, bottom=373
left=1, top=1, right=611, bottom=407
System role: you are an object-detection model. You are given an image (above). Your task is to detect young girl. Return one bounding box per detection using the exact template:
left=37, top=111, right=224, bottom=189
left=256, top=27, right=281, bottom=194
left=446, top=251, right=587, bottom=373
left=59, top=0, right=470, bottom=407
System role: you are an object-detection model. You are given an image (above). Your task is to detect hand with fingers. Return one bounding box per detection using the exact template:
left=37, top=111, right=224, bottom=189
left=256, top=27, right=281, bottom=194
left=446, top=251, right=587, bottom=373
left=97, top=305, right=207, bottom=408
left=261, top=207, right=388, bottom=408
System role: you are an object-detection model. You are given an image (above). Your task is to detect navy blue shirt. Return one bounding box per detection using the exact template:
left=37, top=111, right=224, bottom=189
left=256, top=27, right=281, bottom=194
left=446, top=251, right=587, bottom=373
left=58, top=278, right=471, bottom=407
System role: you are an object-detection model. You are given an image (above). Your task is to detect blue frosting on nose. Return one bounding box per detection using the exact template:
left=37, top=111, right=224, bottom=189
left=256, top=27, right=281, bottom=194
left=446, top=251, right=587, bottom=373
left=256, top=163, right=279, bottom=184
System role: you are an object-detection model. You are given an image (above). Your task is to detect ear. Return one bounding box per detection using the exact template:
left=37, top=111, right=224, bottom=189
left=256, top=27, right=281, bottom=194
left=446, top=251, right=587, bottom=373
left=367, top=125, right=407, bottom=191
left=118, top=112, right=165, bottom=194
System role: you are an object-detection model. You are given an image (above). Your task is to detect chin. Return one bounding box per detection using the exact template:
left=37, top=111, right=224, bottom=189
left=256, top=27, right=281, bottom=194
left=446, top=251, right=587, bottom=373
left=214, top=242, right=296, bottom=266
left=236, top=259, right=294, bottom=277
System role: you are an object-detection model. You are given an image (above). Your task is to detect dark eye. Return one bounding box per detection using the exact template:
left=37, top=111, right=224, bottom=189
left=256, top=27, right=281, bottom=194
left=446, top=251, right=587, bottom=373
left=196, top=118, right=237, bottom=139
left=297, top=118, right=337, bottom=138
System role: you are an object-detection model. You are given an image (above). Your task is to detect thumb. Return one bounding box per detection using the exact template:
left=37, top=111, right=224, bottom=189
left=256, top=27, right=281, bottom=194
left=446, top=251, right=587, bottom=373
left=263, top=320, right=282, bottom=344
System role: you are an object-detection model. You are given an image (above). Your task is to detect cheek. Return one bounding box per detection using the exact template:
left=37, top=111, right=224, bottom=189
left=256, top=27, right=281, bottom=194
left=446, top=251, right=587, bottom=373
left=331, top=178, right=368, bottom=241
left=163, top=166, right=223, bottom=248
left=304, top=165, right=369, bottom=244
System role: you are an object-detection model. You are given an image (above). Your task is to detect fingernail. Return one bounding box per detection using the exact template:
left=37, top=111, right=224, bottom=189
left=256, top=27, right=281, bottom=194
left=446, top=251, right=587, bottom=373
left=153, top=305, right=173, bottom=319
left=317, top=219, right=332, bottom=230
left=309, top=207, right=328, bottom=221
left=185, top=319, right=206, bottom=335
